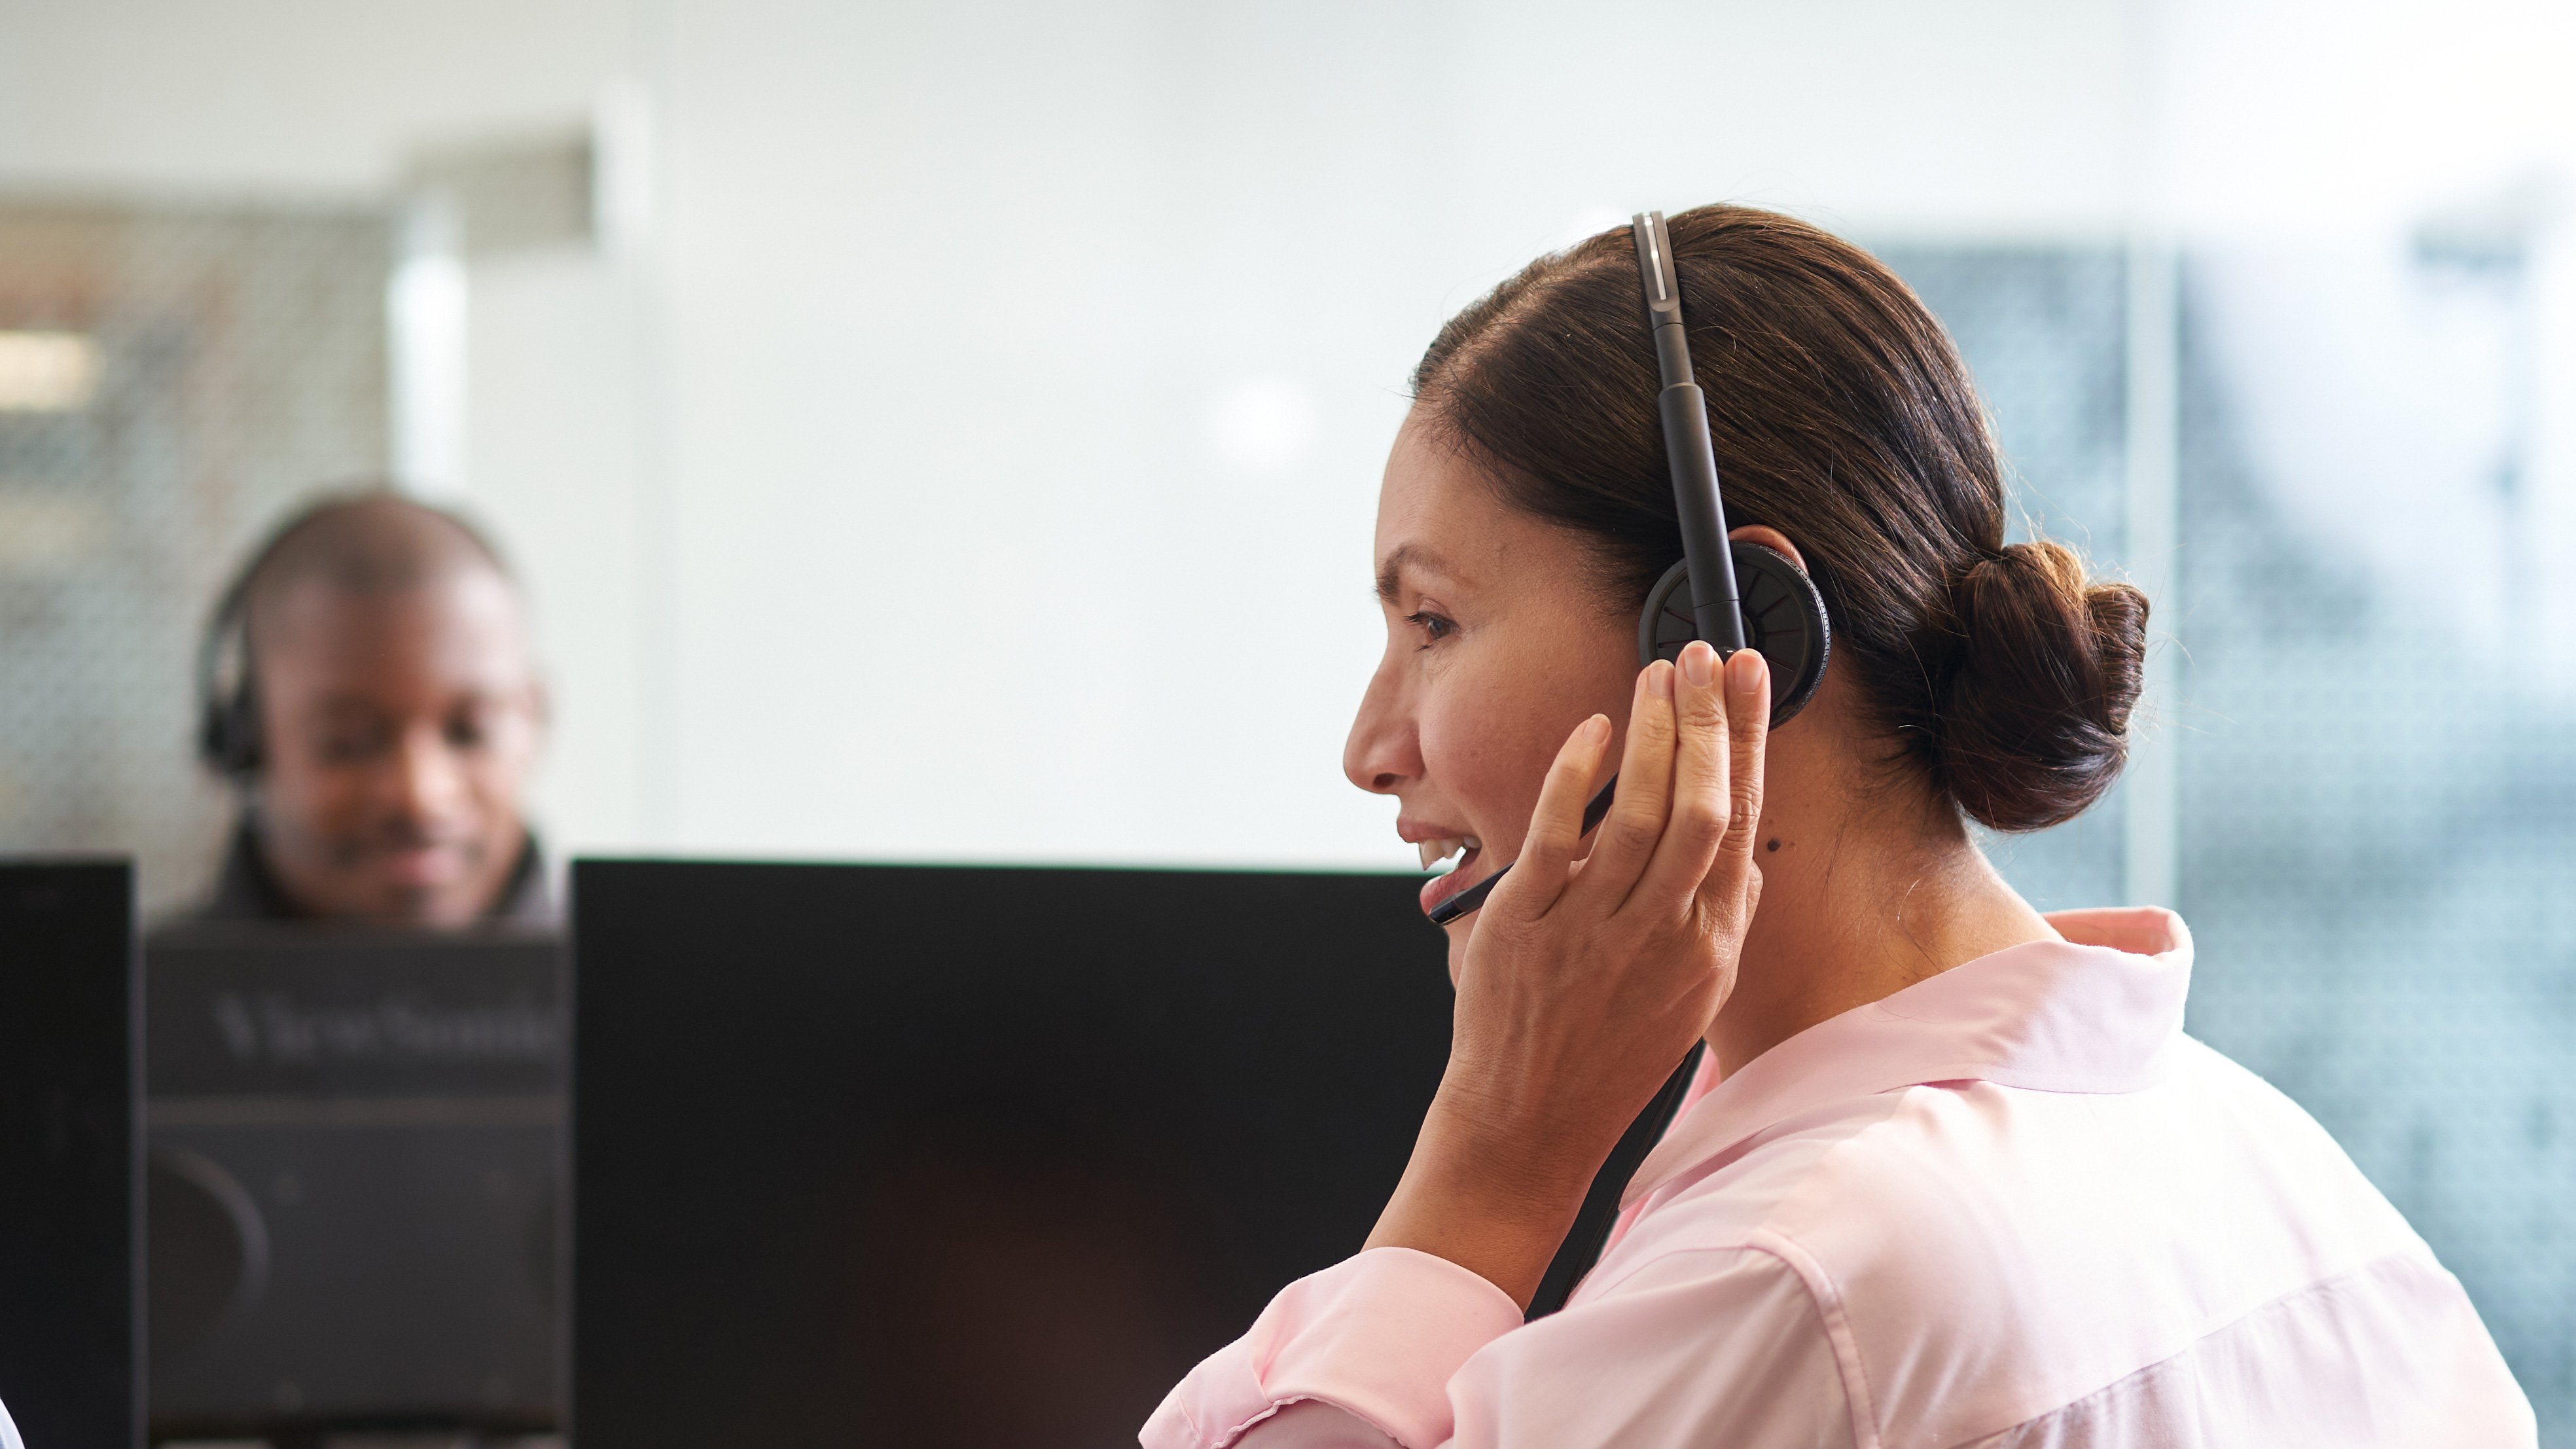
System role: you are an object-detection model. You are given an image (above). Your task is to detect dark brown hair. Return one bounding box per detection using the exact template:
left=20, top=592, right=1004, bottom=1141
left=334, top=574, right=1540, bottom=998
left=1411, top=205, right=2146, bottom=832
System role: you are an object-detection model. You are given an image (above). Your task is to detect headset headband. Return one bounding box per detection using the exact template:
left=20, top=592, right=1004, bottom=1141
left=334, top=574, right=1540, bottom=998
left=1630, top=211, right=1747, bottom=655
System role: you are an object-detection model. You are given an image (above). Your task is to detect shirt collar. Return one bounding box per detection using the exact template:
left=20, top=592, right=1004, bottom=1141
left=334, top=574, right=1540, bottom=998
left=196, top=820, right=556, bottom=925
left=1623, top=907, right=2194, bottom=1208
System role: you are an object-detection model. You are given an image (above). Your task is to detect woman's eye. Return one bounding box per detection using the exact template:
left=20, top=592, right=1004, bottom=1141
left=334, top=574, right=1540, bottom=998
left=1404, top=611, right=1455, bottom=647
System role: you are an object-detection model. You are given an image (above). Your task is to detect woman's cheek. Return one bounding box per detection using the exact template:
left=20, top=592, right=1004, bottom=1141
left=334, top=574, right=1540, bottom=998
left=1416, top=726, right=1498, bottom=841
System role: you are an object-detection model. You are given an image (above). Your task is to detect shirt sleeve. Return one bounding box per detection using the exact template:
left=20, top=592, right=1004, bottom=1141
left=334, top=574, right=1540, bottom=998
left=1141, top=1244, right=1855, bottom=1449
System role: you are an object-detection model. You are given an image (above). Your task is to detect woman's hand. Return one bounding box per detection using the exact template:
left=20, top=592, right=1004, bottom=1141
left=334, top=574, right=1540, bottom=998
left=1364, top=640, right=1770, bottom=1306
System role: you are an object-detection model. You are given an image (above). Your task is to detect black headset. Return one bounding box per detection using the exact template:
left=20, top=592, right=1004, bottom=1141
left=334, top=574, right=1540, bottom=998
left=195, top=560, right=267, bottom=780
left=1627, top=211, right=1832, bottom=715
left=1428, top=211, right=1832, bottom=930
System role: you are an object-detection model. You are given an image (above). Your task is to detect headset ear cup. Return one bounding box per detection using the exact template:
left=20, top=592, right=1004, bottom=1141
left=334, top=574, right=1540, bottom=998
left=223, top=689, right=262, bottom=777
left=197, top=680, right=262, bottom=779
left=196, top=699, right=228, bottom=774
left=194, top=577, right=264, bottom=779
left=1636, top=543, right=1832, bottom=726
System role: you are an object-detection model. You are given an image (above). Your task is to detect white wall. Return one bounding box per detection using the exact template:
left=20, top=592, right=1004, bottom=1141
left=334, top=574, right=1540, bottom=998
left=13, top=0, right=2567, bottom=870
left=0, top=0, right=2169, bottom=872
left=0, top=0, right=653, bottom=856
left=2148, top=0, right=2576, bottom=236
left=0, top=0, right=632, bottom=197
left=639, top=0, right=2139, bottom=870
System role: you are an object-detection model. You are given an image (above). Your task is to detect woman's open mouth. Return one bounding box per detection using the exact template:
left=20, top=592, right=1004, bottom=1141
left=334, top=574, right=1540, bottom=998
left=1416, top=835, right=1484, bottom=916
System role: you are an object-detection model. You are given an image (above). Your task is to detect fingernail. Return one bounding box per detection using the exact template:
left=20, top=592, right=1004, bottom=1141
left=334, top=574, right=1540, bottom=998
left=1648, top=661, right=1674, bottom=699
left=1726, top=648, right=1766, bottom=698
left=1679, top=641, right=1715, bottom=688
left=1583, top=713, right=1611, bottom=745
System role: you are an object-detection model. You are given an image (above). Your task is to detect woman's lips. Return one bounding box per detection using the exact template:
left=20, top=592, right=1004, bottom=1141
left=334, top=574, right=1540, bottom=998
left=1418, top=845, right=1485, bottom=916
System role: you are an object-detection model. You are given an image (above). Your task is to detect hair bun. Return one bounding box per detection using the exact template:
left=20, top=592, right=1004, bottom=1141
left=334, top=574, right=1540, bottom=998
left=1930, top=540, right=2147, bottom=832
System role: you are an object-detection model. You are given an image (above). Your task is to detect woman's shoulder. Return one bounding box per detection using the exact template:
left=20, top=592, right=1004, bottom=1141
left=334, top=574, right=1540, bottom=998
left=1590, top=1048, right=2451, bottom=1444
left=1620, top=1029, right=2421, bottom=1272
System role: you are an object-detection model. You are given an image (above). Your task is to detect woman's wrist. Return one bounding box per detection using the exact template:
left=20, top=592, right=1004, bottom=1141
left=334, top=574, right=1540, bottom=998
left=1361, top=1089, right=1609, bottom=1307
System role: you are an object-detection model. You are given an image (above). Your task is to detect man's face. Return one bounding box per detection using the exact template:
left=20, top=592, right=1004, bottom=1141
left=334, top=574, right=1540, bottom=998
left=250, top=570, right=546, bottom=925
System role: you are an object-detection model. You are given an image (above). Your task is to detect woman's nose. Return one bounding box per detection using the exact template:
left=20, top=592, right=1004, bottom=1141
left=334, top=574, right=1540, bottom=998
left=1342, top=659, right=1420, bottom=796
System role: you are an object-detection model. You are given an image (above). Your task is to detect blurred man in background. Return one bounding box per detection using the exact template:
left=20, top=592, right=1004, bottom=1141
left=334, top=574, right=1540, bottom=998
left=173, top=490, right=552, bottom=927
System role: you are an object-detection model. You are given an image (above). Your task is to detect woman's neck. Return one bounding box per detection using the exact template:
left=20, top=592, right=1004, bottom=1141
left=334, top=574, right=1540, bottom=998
left=1708, top=794, right=2056, bottom=1078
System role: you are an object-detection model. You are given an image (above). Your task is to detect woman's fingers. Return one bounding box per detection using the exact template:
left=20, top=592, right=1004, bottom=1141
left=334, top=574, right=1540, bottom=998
left=1493, top=713, right=1613, bottom=914
left=1698, top=648, right=1772, bottom=919
left=1577, top=661, right=1681, bottom=895
left=1634, top=641, right=1733, bottom=914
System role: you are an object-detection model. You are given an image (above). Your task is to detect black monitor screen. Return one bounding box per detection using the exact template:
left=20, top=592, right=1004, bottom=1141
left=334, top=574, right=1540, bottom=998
left=571, top=861, right=1452, bottom=1449
left=0, top=861, right=139, bottom=1449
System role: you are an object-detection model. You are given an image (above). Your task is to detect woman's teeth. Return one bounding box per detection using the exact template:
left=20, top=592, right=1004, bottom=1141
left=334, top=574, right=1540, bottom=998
left=1417, top=836, right=1480, bottom=873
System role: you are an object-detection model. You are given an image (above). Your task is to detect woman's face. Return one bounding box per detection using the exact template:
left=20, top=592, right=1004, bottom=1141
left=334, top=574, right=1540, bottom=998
left=1344, top=410, right=1638, bottom=978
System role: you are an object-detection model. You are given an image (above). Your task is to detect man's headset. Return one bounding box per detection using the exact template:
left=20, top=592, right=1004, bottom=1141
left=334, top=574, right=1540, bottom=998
left=196, top=560, right=269, bottom=780
left=1427, top=212, right=1831, bottom=930
left=1459, top=213, right=1834, bottom=1319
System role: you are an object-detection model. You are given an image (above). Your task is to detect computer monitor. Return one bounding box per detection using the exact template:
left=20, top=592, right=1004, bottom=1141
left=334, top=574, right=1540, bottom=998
left=571, top=861, right=1452, bottom=1449
left=143, top=923, right=563, bottom=1440
left=0, top=859, right=141, bottom=1449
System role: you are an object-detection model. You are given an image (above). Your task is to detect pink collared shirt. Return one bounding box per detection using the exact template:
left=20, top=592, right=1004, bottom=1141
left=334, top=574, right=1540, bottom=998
left=1143, top=909, right=2535, bottom=1448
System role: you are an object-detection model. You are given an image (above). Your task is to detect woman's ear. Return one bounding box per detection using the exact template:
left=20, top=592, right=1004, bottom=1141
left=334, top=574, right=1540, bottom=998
left=1728, top=524, right=1806, bottom=574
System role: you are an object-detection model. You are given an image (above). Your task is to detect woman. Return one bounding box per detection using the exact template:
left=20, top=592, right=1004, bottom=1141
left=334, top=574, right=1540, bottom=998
left=1144, top=207, right=2531, bottom=1447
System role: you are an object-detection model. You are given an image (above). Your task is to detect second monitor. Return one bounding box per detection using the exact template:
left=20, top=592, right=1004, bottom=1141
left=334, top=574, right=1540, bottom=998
left=572, top=861, right=1453, bottom=1449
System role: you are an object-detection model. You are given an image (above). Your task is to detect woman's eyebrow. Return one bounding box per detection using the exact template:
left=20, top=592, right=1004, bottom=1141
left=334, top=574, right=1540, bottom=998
left=1374, top=543, right=1458, bottom=603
